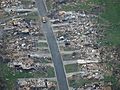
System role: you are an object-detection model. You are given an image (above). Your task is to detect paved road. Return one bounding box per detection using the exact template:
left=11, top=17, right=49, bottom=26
left=35, top=0, right=69, bottom=90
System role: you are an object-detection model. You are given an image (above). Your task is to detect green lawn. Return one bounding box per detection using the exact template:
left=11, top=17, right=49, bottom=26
left=99, top=0, right=120, bottom=46
left=0, top=64, right=33, bottom=90
left=46, top=0, right=53, bottom=10
left=104, top=75, right=120, bottom=89
left=0, top=64, right=55, bottom=90
left=0, top=12, right=10, bottom=19
left=21, top=0, right=34, bottom=6
left=18, top=12, right=39, bottom=20
left=61, top=0, right=91, bottom=11
left=65, top=64, right=79, bottom=73
left=38, top=42, right=48, bottom=47
left=47, top=67, right=55, bottom=77
left=89, top=0, right=120, bottom=46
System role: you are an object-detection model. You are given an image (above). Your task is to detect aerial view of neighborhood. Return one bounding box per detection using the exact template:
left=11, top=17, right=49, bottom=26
left=0, top=0, right=120, bottom=90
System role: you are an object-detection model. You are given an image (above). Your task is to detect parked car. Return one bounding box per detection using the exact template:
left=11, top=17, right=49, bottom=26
left=42, top=17, right=47, bottom=23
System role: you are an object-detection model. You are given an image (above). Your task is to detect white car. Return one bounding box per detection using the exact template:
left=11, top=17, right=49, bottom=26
left=42, top=17, right=47, bottom=23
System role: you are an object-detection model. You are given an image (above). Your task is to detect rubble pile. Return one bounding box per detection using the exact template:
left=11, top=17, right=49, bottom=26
left=17, top=78, right=56, bottom=90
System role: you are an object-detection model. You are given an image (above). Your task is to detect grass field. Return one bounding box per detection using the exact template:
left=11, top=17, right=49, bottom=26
left=65, top=64, right=79, bottom=73
left=61, top=0, right=91, bottom=11
left=38, top=42, right=48, bottom=47
left=99, top=0, right=120, bottom=46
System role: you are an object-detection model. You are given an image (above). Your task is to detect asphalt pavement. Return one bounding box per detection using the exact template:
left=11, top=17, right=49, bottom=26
left=35, top=0, right=69, bottom=90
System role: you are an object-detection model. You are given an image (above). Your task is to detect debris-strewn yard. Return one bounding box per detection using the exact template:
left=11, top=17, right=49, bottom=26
left=46, top=0, right=120, bottom=89
left=0, top=0, right=56, bottom=89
